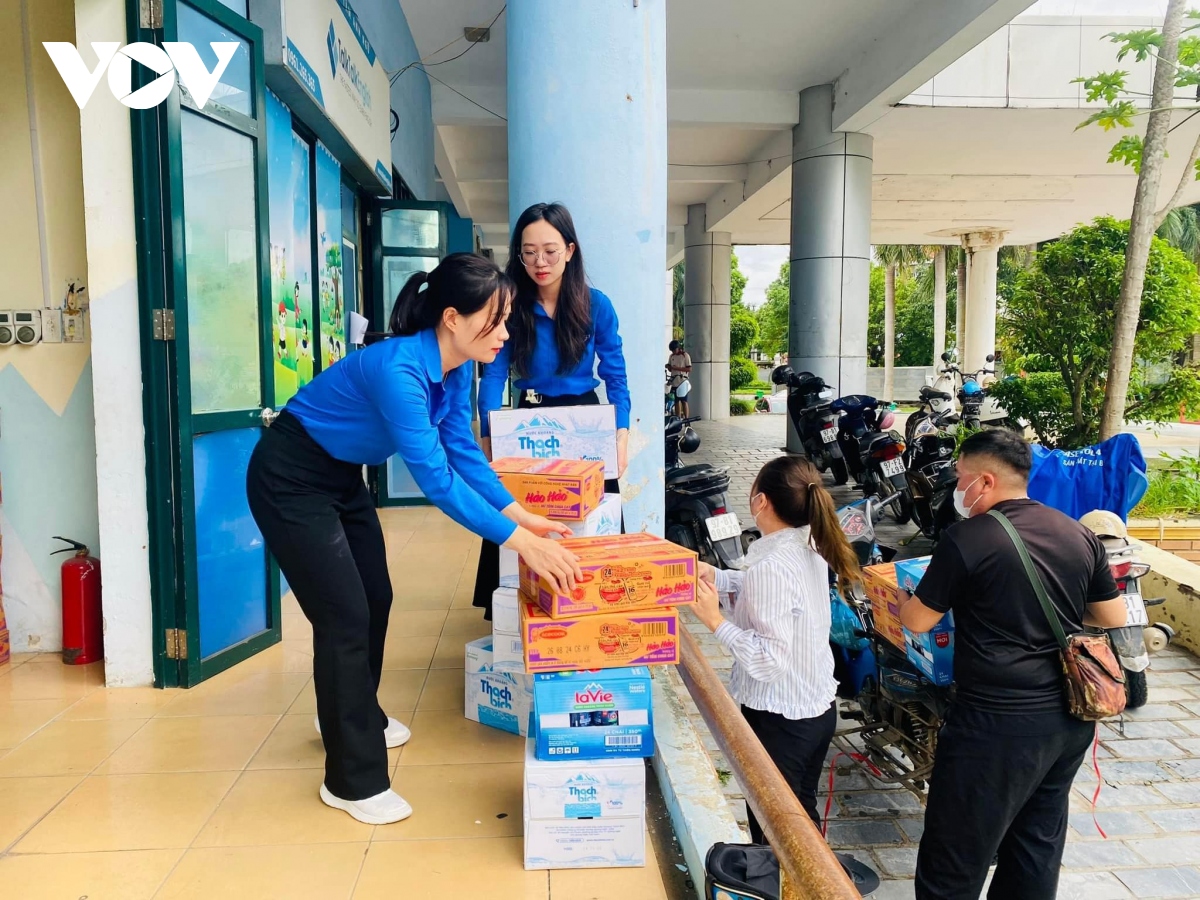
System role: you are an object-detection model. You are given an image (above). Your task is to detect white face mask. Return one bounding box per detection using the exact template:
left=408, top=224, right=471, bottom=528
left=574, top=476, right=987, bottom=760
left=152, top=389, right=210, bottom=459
left=953, top=476, right=983, bottom=519
left=749, top=493, right=765, bottom=530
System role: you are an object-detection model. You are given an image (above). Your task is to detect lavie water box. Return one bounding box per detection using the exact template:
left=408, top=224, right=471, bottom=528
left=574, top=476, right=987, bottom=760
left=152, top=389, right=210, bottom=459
left=532, top=667, right=653, bottom=761
left=464, top=636, right=533, bottom=736
left=523, top=739, right=645, bottom=819
left=490, top=405, right=618, bottom=479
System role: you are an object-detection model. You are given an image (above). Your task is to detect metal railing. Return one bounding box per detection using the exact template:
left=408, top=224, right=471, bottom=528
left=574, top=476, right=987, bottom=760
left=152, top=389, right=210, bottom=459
left=677, top=627, right=860, bottom=900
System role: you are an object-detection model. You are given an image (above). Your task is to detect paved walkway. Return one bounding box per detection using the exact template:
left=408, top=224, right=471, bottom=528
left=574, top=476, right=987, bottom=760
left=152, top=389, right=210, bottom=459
left=0, top=508, right=678, bottom=900
left=680, top=414, right=1200, bottom=900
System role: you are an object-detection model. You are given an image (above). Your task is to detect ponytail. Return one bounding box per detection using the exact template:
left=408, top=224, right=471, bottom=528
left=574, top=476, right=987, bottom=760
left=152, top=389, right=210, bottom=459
left=753, top=456, right=862, bottom=588
left=389, top=253, right=514, bottom=337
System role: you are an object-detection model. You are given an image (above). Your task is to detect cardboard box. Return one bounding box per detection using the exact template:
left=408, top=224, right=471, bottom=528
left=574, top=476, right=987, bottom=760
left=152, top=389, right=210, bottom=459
left=861, top=564, right=906, bottom=652
left=464, top=636, right=533, bottom=736
left=490, top=405, right=618, bottom=479
left=861, top=565, right=955, bottom=685
left=493, top=458, right=605, bottom=521
left=520, top=536, right=696, bottom=619
left=523, top=738, right=645, bottom=819
left=531, top=667, right=653, bottom=760
left=493, top=630, right=525, bottom=673
left=894, top=556, right=932, bottom=594
left=551, top=493, right=622, bottom=539
left=499, top=548, right=520, bottom=589
left=522, top=602, right=679, bottom=672
left=523, top=814, right=646, bottom=870
left=493, top=587, right=521, bottom=636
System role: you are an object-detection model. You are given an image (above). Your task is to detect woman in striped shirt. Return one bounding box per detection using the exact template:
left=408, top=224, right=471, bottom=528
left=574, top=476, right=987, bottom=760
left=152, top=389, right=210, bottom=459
left=694, top=455, right=862, bottom=844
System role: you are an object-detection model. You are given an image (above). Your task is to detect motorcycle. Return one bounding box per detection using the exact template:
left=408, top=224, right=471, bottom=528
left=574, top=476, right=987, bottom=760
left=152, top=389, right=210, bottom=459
left=904, top=411, right=961, bottom=541
left=772, top=366, right=848, bottom=485
left=663, top=415, right=747, bottom=569
left=829, top=499, right=951, bottom=794
left=1080, top=511, right=1171, bottom=709
left=944, top=352, right=1012, bottom=431
left=665, top=364, right=691, bottom=416
left=831, top=394, right=912, bottom=523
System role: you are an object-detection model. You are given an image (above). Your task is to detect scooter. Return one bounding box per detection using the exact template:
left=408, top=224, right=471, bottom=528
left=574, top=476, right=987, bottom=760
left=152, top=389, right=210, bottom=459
left=831, top=395, right=912, bottom=523
left=663, top=415, right=747, bottom=569
left=772, top=366, right=848, bottom=485
left=829, top=499, right=951, bottom=795
left=1080, top=511, right=1172, bottom=709
left=940, top=351, right=1012, bottom=431
left=905, top=412, right=961, bottom=541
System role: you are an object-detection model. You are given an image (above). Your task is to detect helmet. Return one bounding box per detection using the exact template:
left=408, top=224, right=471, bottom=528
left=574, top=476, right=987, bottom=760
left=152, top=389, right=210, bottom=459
left=771, top=365, right=794, bottom=385
left=961, top=380, right=982, bottom=396
left=679, top=427, right=701, bottom=453
left=878, top=411, right=896, bottom=431
left=1080, top=509, right=1127, bottom=540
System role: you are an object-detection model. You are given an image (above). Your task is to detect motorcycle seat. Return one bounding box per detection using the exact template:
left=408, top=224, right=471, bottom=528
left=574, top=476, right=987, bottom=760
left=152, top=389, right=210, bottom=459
left=667, top=464, right=720, bottom=483
left=919, top=386, right=952, bottom=402
left=831, top=394, right=878, bottom=415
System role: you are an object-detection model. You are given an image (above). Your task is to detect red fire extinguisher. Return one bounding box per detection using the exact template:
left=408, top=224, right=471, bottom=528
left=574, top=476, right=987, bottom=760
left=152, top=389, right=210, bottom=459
left=52, top=536, right=102, bottom=665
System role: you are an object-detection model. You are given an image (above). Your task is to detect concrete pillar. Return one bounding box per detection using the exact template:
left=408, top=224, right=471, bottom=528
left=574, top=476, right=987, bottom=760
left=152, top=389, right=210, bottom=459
left=961, top=230, right=1005, bottom=375
left=933, top=247, right=947, bottom=366
left=508, top=0, right=667, bottom=533
left=788, top=85, right=872, bottom=450
left=956, top=252, right=967, bottom=357
left=683, top=204, right=731, bottom=420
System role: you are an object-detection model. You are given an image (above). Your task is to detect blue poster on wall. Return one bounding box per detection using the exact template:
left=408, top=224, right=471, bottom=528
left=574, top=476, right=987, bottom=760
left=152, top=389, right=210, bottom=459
left=315, top=143, right=345, bottom=370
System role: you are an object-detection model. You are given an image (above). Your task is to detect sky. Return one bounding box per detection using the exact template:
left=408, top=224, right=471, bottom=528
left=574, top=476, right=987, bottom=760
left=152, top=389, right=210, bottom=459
left=735, top=245, right=788, bottom=309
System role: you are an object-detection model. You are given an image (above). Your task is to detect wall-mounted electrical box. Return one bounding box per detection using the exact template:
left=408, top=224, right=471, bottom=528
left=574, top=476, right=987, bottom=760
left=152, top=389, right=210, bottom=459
left=0, top=312, right=13, bottom=346
left=14, top=310, right=42, bottom=345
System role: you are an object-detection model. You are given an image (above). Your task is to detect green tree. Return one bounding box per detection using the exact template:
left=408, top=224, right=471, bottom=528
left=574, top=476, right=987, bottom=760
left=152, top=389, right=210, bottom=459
left=1074, top=2, right=1198, bottom=437
left=994, top=217, right=1200, bottom=448
left=730, top=306, right=759, bottom=358
left=730, top=251, right=748, bottom=307
left=672, top=262, right=685, bottom=334
left=756, top=261, right=790, bottom=358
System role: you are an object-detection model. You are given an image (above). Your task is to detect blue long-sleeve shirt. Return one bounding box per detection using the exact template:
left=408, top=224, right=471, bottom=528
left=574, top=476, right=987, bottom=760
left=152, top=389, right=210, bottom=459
left=477, top=288, right=630, bottom=437
left=285, top=328, right=517, bottom=545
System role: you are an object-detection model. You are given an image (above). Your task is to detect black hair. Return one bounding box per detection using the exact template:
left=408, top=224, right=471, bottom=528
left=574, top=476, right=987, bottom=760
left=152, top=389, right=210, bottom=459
left=958, top=428, right=1032, bottom=480
left=505, top=202, right=591, bottom=377
left=389, top=252, right=514, bottom=337
left=753, top=456, right=861, bottom=587
left=669, top=340, right=681, bottom=352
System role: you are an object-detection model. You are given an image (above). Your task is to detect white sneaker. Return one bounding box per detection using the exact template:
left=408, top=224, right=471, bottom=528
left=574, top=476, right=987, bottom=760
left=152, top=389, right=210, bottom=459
left=319, top=784, right=412, bottom=825
left=314, top=715, right=412, bottom=749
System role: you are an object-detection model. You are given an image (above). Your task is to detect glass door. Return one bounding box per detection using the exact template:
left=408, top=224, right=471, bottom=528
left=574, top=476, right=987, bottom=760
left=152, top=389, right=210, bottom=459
left=136, top=0, right=279, bottom=685
left=369, top=201, right=445, bottom=506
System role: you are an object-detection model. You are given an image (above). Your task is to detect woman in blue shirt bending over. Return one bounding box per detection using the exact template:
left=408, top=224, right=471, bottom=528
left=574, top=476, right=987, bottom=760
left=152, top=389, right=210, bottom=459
left=247, top=254, right=581, bottom=827
left=472, top=202, right=630, bottom=615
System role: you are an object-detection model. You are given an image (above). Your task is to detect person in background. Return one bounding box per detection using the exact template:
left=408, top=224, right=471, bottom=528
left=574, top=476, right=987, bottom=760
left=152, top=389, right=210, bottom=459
left=472, top=202, right=630, bottom=617
left=898, top=429, right=1127, bottom=900
left=247, top=254, right=581, bottom=827
left=692, top=455, right=861, bottom=843
left=668, top=339, right=692, bottom=418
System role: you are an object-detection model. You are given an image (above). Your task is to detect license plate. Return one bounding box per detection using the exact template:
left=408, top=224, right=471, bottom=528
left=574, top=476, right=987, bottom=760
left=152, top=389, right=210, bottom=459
left=705, top=512, right=742, bottom=543
left=880, top=457, right=905, bottom=478
left=1123, top=591, right=1149, bottom=627
left=820, top=427, right=838, bottom=443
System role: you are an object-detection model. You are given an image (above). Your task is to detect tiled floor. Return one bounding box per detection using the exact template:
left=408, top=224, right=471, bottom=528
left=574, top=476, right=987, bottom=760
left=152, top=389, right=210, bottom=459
left=687, top=414, right=1200, bottom=900
left=0, top=507, right=671, bottom=900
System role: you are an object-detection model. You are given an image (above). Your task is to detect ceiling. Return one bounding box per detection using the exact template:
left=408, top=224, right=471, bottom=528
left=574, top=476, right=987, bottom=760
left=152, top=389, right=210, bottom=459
left=398, top=0, right=1189, bottom=262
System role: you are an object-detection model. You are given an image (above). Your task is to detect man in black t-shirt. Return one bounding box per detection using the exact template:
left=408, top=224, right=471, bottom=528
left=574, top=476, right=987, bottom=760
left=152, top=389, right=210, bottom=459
left=898, top=429, right=1126, bottom=900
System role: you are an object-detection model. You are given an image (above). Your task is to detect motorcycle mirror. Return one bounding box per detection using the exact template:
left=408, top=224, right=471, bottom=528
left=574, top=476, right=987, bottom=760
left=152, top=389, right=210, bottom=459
left=940, top=352, right=951, bottom=362
left=986, top=353, right=995, bottom=363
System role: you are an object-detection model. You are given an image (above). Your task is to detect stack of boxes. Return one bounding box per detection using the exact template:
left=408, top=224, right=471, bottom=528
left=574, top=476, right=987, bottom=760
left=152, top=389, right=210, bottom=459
left=461, top=405, right=697, bottom=870
left=0, top=534, right=8, bottom=666
left=861, top=555, right=953, bottom=686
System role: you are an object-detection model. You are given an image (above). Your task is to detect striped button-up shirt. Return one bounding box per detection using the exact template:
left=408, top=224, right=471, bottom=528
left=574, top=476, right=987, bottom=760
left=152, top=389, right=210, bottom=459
left=713, top=526, right=836, bottom=721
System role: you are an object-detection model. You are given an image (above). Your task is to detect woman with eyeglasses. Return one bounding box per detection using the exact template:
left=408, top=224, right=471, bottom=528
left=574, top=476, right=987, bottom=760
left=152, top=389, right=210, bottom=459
left=472, top=202, right=630, bottom=618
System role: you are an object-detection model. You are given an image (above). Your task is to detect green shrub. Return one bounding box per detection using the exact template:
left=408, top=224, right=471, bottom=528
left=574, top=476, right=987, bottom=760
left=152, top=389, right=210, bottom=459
left=730, top=398, right=754, bottom=416
left=730, top=357, right=758, bottom=391
left=988, top=373, right=1077, bottom=448
left=1132, top=454, right=1200, bottom=518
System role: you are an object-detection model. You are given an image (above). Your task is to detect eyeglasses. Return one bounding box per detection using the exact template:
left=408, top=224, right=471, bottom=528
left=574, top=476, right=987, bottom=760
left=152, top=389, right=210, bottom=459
left=520, top=247, right=564, bottom=267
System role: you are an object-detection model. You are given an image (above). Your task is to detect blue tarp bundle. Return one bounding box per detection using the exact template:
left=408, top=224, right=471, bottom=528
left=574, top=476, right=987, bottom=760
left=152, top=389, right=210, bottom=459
left=1027, top=433, right=1149, bottom=522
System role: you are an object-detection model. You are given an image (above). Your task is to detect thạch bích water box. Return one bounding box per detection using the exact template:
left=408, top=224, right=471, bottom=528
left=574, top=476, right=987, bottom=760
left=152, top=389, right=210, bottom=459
left=493, top=587, right=520, bottom=636
left=493, top=630, right=525, bottom=673
left=523, top=738, right=645, bottom=820
left=492, top=458, right=605, bottom=521
left=532, top=666, right=653, bottom=761
left=464, top=636, right=533, bottom=736
left=523, top=814, right=646, bottom=870
left=490, top=405, right=618, bottom=479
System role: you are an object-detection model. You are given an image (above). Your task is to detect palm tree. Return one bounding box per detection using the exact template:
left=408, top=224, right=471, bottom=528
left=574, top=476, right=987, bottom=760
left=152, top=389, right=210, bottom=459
left=874, top=244, right=928, bottom=399
left=1157, top=205, right=1200, bottom=264
left=671, top=262, right=685, bottom=338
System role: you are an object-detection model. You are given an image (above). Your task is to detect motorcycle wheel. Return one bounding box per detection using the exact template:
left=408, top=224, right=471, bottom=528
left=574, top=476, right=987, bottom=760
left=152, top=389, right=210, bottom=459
left=740, top=529, right=761, bottom=555
left=891, top=491, right=914, bottom=525
left=1125, top=668, right=1149, bottom=709
left=666, top=523, right=699, bottom=554
left=830, top=457, right=850, bottom=486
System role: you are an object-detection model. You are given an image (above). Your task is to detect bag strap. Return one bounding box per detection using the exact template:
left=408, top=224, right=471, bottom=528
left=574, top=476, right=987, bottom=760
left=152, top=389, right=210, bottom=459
left=987, top=509, right=1069, bottom=650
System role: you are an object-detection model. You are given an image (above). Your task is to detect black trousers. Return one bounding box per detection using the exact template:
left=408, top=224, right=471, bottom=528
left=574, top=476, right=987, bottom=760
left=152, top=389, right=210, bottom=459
left=246, top=411, right=392, bottom=801
left=741, top=703, right=838, bottom=845
left=915, top=704, right=1095, bottom=900
left=472, top=389, right=619, bottom=617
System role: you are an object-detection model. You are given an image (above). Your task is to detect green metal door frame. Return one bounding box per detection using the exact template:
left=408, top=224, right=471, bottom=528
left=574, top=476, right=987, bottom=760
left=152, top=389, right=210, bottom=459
left=129, top=0, right=280, bottom=687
